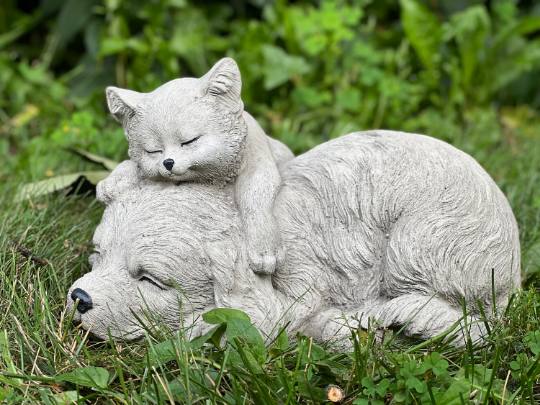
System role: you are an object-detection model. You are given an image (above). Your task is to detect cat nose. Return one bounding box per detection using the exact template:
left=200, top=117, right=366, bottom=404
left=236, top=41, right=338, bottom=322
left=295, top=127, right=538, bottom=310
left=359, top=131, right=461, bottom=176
left=163, top=159, right=175, bottom=171
left=71, top=288, right=93, bottom=314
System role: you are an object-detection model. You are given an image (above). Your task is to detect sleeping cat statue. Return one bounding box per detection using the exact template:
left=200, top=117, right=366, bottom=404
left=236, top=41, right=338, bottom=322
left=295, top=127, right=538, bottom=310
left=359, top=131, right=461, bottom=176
left=67, top=122, right=521, bottom=344
left=104, top=58, right=293, bottom=276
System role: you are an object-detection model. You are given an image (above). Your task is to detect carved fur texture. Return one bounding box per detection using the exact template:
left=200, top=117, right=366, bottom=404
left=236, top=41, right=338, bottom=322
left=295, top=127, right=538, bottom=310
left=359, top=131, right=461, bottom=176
left=68, top=130, right=520, bottom=345
left=105, top=58, right=291, bottom=275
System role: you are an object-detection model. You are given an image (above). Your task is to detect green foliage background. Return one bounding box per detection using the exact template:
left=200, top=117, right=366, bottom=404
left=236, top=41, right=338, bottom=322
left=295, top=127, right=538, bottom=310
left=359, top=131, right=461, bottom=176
left=1, top=0, right=539, bottom=166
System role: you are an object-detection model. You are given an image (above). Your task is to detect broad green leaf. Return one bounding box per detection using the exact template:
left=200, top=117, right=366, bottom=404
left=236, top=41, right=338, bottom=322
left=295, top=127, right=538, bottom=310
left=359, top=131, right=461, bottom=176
left=308, top=343, right=326, bottom=361
left=525, top=330, right=540, bottom=355
left=448, top=6, right=491, bottom=87
left=275, top=327, right=290, bottom=351
left=52, top=391, right=80, bottom=405
left=437, top=379, right=470, bottom=405
left=189, top=323, right=227, bottom=350
left=150, top=340, right=176, bottom=365
left=400, top=0, right=442, bottom=85
left=71, top=147, right=119, bottom=171
left=314, top=360, right=349, bottom=379
left=226, top=317, right=266, bottom=366
left=55, top=366, right=109, bottom=389
left=261, top=44, right=311, bottom=90
left=99, top=37, right=127, bottom=57
left=0, top=387, right=7, bottom=401
left=55, top=0, right=95, bottom=49
left=156, top=379, right=188, bottom=402
left=15, top=171, right=111, bottom=202
left=399, top=360, right=428, bottom=393
left=455, top=364, right=511, bottom=403
left=492, top=17, right=540, bottom=51
left=189, top=324, right=224, bottom=349
left=296, top=371, right=327, bottom=402
left=202, top=308, right=251, bottom=325
left=149, top=338, right=196, bottom=365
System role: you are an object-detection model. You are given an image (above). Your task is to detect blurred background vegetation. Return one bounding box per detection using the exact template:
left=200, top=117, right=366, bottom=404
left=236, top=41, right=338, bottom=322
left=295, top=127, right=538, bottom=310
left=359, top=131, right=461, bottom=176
left=2, top=0, right=540, bottom=276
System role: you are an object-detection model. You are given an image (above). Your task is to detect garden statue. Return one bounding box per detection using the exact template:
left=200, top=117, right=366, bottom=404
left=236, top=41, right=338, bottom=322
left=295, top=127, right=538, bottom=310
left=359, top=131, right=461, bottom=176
left=103, top=58, right=292, bottom=276
left=67, top=59, right=521, bottom=345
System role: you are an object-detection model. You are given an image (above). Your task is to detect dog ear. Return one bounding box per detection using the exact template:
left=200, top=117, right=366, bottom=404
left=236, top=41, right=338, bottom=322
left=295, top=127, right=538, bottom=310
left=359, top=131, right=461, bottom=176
left=106, top=87, right=144, bottom=125
left=200, top=58, right=244, bottom=116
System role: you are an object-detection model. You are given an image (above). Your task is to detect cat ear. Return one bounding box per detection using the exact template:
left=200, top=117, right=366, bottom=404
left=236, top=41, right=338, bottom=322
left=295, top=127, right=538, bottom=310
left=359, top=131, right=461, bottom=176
left=106, top=87, right=144, bottom=124
left=200, top=58, right=243, bottom=116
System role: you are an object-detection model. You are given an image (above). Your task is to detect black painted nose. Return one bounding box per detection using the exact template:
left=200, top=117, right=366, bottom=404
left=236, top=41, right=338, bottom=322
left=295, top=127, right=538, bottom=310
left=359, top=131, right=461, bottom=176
left=163, top=159, right=174, bottom=171
left=71, top=288, right=93, bottom=314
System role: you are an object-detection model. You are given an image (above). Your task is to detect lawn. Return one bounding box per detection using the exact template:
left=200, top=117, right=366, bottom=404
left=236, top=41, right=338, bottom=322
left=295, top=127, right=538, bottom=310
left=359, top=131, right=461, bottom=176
left=1, top=115, right=540, bottom=403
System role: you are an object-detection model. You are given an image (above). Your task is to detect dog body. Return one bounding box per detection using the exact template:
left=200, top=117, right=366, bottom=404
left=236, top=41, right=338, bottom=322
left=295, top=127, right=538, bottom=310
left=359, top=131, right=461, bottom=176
left=68, top=131, right=520, bottom=344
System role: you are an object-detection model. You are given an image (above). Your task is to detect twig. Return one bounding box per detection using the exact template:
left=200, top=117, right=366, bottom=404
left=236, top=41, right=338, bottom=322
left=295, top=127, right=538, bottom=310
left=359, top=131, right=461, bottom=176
left=16, top=245, right=49, bottom=265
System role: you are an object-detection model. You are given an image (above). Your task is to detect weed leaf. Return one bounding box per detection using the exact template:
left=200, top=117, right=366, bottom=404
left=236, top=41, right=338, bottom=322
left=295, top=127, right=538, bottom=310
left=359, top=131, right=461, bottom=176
left=202, top=308, right=251, bottom=325
left=55, top=366, right=109, bottom=389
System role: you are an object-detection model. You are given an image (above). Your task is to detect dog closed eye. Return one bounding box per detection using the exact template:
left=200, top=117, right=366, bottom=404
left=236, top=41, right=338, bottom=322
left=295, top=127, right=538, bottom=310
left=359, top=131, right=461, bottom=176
left=145, top=150, right=163, bottom=154
left=139, top=276, right=165, bottom=290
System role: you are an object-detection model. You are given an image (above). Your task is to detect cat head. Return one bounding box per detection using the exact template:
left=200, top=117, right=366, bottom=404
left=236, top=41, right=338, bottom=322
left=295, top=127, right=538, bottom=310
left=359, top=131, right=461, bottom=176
left=106, top=58, right=247, bottom=184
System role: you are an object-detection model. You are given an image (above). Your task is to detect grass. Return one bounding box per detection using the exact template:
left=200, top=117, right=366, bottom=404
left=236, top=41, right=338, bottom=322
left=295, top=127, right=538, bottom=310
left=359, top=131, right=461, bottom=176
left=1, top=121, right=540, bottom=404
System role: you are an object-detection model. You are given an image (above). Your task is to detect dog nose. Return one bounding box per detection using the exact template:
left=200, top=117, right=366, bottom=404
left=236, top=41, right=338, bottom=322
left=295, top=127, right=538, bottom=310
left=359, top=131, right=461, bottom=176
left=71, top=288, right=93, bottom=314
left=163, top=159, right=174, bottom=171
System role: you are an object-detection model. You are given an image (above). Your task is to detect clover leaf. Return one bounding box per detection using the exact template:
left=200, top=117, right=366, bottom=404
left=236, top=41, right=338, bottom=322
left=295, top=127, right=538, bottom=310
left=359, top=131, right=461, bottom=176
left=525, top=330, right=540, bottom=355
left=399, top=360, right=428, bottom=393
left=424, top=352, right=450, bottom=376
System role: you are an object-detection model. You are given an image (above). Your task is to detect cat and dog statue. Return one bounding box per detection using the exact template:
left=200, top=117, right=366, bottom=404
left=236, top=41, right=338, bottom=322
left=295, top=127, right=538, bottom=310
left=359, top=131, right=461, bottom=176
left=67, top=58, right=521, bottom=346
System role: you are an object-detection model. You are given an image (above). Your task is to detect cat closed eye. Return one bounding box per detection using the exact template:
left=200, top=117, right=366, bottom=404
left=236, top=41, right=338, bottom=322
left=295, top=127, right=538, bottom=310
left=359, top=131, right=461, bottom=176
left=181, top=135, right=201, bottom=147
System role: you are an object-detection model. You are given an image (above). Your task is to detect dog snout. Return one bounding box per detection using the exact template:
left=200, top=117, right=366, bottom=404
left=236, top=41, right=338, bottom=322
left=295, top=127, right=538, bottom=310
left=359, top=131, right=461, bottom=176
left=71, top=288, right=93, bottom=314
left=163, top=159, right=175, bottom=171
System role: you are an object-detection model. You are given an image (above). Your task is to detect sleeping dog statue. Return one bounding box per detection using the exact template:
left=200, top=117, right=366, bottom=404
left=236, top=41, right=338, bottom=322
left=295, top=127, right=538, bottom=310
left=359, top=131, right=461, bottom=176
left=67, top=130, right=521, bottom=345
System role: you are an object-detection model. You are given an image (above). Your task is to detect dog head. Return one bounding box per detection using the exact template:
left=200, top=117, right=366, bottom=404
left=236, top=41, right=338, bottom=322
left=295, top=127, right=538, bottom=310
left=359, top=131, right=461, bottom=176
left=67, top=181, right=242, bottom=340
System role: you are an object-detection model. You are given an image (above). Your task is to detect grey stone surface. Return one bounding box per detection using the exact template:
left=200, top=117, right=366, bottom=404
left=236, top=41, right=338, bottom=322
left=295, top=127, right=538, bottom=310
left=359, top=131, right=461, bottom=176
left=68, top=125, right=521, bottom=344
left=105, top=58, right=291, bottom=275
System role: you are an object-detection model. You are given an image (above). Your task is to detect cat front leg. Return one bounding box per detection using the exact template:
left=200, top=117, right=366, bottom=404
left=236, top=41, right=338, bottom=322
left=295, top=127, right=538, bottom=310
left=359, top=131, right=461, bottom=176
left=235, top=160, right=285, bottom=275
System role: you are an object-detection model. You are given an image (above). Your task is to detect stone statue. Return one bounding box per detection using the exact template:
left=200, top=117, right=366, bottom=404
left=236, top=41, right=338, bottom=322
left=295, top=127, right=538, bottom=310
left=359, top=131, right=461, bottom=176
left=104, top=58, right=292, bottom=275
left=67, top=61, right=521, bottom=345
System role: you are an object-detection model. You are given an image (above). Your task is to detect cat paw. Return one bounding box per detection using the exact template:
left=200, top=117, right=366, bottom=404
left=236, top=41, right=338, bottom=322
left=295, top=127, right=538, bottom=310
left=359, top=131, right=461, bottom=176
left=244, top=216, right=286, bottom=275
left=247, top=237, right=285, bottom=275
left=248, top=250, right=277, bottom=275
